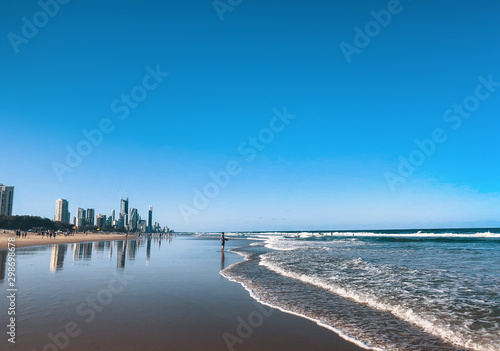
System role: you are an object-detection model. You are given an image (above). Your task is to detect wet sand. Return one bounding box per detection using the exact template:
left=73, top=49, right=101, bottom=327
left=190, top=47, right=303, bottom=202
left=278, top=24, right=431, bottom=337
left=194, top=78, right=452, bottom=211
left=0, top=230, right=137, bottom=249
left=2, top=236, right=366, bottom=351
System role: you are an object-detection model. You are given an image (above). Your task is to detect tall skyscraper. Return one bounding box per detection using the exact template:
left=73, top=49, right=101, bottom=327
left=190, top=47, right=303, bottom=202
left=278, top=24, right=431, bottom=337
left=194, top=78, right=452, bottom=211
left=111, top=209, right=115, bottom=221
left=0, top=184, right=14, bottom=216
left=54, top=199, right=70, bottom=223
left=148, top=206, right=153, bottom=232
left=120, top=198, right=129, bottom=226
left=77, top=208, right=86, bottom=227
left=86, top=208, right=95, bottom=226
left=129, top=208, right=138, bottom=232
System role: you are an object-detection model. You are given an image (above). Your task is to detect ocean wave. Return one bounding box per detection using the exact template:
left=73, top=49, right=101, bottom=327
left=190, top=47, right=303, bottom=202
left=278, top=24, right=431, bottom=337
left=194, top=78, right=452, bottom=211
left=259, top=255, right=499, bottom=351
left=221, top=248, right=379, bottom=351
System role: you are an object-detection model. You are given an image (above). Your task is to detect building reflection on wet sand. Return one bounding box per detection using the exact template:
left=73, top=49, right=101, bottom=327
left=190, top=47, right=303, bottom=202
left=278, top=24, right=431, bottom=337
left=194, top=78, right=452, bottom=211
left=0, top=250, right=6, bottom=282
left=127, top=239, right=137, bottom=261
left=72, top=242, right=93, bottom=261
left=67, top=237, right=161, bottom=270
left=0, top=234, right=175, bottom=278
left=146, top=237, right=151, bottom=266
left=117, top=240, right=127, bottom=269
left=50, top=244, right=67, bottom=272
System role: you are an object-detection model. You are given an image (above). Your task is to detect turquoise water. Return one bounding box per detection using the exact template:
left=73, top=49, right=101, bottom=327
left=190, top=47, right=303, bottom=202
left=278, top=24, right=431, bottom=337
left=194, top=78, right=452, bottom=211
left=221, top=229, right=500, bottom=351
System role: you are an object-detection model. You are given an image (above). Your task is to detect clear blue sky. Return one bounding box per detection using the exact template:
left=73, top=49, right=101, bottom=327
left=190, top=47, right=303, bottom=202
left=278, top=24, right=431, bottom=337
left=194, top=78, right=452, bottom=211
left=1, top=0, right=499, bottom=232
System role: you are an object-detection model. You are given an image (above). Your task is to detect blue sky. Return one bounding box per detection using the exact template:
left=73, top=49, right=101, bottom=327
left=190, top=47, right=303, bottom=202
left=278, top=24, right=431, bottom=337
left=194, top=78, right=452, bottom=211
left=1, top=0, right=499, bottom=232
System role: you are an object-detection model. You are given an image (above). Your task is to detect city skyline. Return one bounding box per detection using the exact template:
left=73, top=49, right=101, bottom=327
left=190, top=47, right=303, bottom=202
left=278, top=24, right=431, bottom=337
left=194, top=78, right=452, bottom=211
left=1, top=1, right=500, bottom=232
left=0, top=183, right=167, bottom=232
left=67, top=197, right=164, bottom=232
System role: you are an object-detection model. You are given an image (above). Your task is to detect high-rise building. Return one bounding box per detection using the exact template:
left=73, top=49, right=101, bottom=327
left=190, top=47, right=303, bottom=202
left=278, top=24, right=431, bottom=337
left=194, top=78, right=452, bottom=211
left=111, top=209, right=115, bottom=221
left=129, top=208, right=138, bottom=232
left=117, top=213, right=124, bottom=228
left=0, top=184, right=14, bottom=216
left=86, top=208, right=95, bottom=226
left=72, top=216, right=76, bottom=226
left=54, top=199, right=70, bottom=223
left=120, top=198, right=129, bottom=226
left=77, top=208, right=86, bottom=227
left=138, top=219, right=147, bottom=232
left=96, top=214, right=106, bottom=230
left=148, top=205, right=153, bottom=232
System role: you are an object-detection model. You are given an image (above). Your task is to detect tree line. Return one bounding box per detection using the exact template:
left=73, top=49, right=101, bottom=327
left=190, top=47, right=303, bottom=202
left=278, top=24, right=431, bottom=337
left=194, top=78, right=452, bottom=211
left=0, top=215, right=133, bottom=233
left=0, top=215, right=73, bottom=231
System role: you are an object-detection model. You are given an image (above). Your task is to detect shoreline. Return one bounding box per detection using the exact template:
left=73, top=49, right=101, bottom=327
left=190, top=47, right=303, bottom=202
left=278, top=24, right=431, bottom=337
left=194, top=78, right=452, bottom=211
left=221, top=246, right=373, bottom=350
left=0, top=229, right=138, bottom=250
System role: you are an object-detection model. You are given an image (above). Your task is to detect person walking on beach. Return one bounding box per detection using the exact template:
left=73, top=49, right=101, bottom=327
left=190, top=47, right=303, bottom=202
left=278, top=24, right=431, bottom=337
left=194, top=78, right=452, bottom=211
left=221, top=232, right=228, bottom=252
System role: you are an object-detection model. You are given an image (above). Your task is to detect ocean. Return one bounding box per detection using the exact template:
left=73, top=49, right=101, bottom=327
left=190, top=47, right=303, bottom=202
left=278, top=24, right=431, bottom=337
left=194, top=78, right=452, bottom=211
left=220, top=228, right=500, bottom=351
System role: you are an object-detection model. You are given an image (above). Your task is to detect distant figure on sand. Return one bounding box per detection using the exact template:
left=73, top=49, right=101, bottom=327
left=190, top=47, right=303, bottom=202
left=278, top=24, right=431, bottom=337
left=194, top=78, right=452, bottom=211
left=221, top=232, right=228, bottom=252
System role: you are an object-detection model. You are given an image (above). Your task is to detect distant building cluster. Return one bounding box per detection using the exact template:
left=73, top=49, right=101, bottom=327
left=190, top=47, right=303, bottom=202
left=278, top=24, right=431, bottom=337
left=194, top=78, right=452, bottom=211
left=55, top=197, right=169, bottom=233
left=0, top=184, right=169, bottom=233
left=0, top=184, right=14, bottom=216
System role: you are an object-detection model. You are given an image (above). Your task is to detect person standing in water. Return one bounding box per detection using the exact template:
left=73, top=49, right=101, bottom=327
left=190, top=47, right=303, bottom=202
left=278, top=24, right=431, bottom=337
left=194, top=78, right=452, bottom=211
left=221, top=232, right=228, bottom=252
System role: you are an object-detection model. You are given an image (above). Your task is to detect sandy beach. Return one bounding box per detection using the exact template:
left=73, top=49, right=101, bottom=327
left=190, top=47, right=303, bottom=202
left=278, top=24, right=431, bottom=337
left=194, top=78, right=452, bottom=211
left=0, top=230, right=137, bottom=250
left=1, top=235, right=366, bottom=351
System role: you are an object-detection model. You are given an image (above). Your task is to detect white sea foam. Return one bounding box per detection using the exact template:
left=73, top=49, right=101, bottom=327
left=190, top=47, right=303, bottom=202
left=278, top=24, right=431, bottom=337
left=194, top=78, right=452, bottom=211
left=220, top=249, right=379, bottom=351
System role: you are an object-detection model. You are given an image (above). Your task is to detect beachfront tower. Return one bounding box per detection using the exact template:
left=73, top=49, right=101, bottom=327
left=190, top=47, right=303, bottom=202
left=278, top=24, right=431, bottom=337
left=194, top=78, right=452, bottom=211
left=129, top=208, right=139, bottom=232
left=148, top=206, right=153, bottom=232
left=86, top=208, right=95, bottom=226
left=0, top=184, right=14, bottom=216
left=111, top=209, right=115, bottom=221
left=77, top=208, right=86, bottom=227
left=117, top=213, right=124, bottom=228
left=121, top=198, right=129, bottom=226
left=55, top=198, right=70, bottom=223
left=96, top=214, right=106, bottom=230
